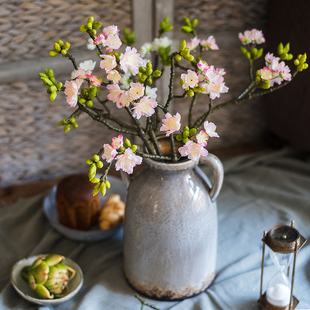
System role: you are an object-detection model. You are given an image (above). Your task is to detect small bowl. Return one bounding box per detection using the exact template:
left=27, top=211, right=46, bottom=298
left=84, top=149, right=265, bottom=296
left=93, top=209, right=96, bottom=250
left=43, top=175, right=127, bottom=242
left=11, top=255, right=83, bottom=306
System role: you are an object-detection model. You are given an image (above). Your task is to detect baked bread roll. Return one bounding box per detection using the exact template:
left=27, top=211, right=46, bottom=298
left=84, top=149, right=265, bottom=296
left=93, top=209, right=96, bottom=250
left=99, top=194, right=125, bottom=230
left=56, top=174, right=100, bottom=230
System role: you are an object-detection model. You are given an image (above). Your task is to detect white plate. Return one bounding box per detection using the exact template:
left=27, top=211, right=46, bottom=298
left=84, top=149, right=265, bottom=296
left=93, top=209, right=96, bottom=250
left=11, top=255, right=83, bottom=306
left=43, top=175, right=127, bottom=242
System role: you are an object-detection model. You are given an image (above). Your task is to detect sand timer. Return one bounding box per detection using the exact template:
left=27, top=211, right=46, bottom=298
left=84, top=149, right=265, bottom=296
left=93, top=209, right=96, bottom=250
left=258, top=221, right=307, bottom=310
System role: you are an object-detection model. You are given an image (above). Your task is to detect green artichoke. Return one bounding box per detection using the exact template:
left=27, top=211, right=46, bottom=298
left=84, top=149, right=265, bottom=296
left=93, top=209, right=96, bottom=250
left=21, top=254, right=76, bottom=299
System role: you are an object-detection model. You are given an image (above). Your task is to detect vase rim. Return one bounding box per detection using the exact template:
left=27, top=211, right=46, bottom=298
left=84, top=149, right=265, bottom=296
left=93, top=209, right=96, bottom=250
left=143, top=157, right=199, bottom=171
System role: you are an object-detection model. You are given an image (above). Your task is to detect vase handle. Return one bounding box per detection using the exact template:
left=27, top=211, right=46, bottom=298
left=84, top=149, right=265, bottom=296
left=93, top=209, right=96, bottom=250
left=199, top=153, right=224, bottom=202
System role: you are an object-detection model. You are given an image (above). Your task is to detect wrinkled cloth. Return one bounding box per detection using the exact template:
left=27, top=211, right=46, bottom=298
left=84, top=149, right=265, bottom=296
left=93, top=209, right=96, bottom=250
left=0, top=148, right=310, bottom=310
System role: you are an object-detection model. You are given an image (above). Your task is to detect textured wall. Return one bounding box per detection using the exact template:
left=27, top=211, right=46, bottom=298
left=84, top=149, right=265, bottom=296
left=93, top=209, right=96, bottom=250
left=0, top=0, right=270, bottom=187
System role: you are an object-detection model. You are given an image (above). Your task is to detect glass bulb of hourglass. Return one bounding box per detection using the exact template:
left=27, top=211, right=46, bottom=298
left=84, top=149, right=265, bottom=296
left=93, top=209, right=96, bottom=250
left=266, top=251, right=293, bottom=307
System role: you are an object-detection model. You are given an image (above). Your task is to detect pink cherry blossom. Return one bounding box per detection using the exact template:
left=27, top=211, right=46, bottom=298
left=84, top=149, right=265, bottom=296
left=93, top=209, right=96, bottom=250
left=119, top=46, right=143, bottom=75
left=197, top=60, right=209, bottom=72
left=129, top=82, right=145, bottom=100
left=115, top=148, right=143, bottom=174
left=107, top=84, right=123, bottom=103
left=88, top=74, right=102, bottom=87
left=71, top=68, right=90, bottom=79
left=196, top=130, right=209, bottom=146
left=178, top=140, right=208, bottom=161
left=203, top=121, right=219, bottom=138
left=239, top=29, right=265, bottom=45
left=200, top=36, right=219, bottom=50
left=102, top=144, right=117, bottom=163
left=105, top=34, right=122, bottom=51
left=107, top=70, right=121, bottom=84
left=260, top=67, right=274, bottom=81
left=181, top=70, right=199, bottom=89
left=111, top=135, right=123, bottom=149
left=103, top=25, right=119, bottom=36
left=79, top=60, right=96, bottom=71
left=94, top=34, right=106, bottom=46
left=201, top=73, right=228, bottom=100
left=132, top=96, right=157, bottom=119
left=186, top=37, right=200, bottom=51
left=118, top=91, right=132, bottom=108
left=100, top=54, right=117, bottom=72
left=64, top=79, right=84, bottom=107
left=160, top=113, right=181, bottom=136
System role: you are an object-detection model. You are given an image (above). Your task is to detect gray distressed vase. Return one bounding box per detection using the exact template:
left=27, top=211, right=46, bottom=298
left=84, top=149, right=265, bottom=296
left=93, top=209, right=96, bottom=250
left=121, top=141, right=223, bottom=301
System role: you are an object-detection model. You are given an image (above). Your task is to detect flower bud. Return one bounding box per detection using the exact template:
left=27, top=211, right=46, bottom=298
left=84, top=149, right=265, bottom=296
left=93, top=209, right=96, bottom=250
left=187, top=89, right=195, bottom=97
left=100, top=182, right=107, bottom=196
left=174, top=54, right=182, bottom=62
left=181, top=26, right=192, bottom=33
left=56, top=82, right=63, bottom=90
left=176, top=135, right=183, bottom=141
left=131, top=145, right=138, bottom=152
left=146, top=62, right=152, bottom=69
left=90, top=29, right=97, bottom=36
left=86, top=159, right=93, bottom=165
left=93, top=22, right=102, bottom=30
left=183, top=130, right=189, bottom=137
left=189, top=128, right=197, bottom=136
left=89, top=163, right=97, bottom=181
left=86, top=100, right=93, bottom=107
left=93, top=155, right=100, bottom=162
left=87, top=22, right=93, bottom=30
left=72, top=123, right=78, bottom=128
left=93, top=182, right=100, bottom=196
left=124, top=138, right=131, bottom=148
left=49, top=85, right=57, bottom=93
left=300, top=53, right=307, bottom=64
left=79, top=98, right=86, bottom=104
left=191, top=18, right=198, bottom=28
left=183, top=137, right=189, bottom=143
left=61, top=49, right=67, bottom=56
left=50, top=92, right=57, bottom=101
left=179, top=40, right=186, bottom=52
left=87, top=16, right=94, bottom=24
left=57, top=39, right=64, bottom=47
left=96, top=160, right=103, bottom=168
left=146, top=68, right=153, bottom=76
left=139, top=66, right=146, bottom=73
left=184, top=54, right=194, bottom=62
left=53, top=43, right=61, bottom=52
left=64, top=42, right=70, bottom=50
left=91, top=178, right=100, bottom=183
left=49, top=50, right=59, bottom=57
left=105, top=180, right=111, bottom=189
left=152, top=70, right=161, bottom=77
left=64, top=124, right=71, bottom=133
left=147, top=78, right=153, bottom=85
left=294, top=59, right=300, bottom=66
left=79, top=25, right=87, bottom=32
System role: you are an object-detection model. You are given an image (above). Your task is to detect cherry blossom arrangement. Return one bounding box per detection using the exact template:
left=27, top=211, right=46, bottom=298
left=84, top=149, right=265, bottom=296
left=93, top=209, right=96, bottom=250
left=40, top=16, right=308, bottom=196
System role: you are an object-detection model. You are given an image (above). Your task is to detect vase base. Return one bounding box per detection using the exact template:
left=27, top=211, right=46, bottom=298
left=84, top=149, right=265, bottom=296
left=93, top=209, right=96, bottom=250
left=125, top=271, right=215, bottom=301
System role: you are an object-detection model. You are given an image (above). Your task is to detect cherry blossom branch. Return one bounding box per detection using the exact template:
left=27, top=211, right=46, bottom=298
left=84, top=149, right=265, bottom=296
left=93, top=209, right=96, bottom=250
left=64, top=53, right=78, bottom=70
left=78, top=103, right=138, bottom=135
left=147, top=118, right=162, bottom=156
left=124, top=107, right=155, bottom=155
left=135, top=151, right=171, bottom=161
left=169, top=134, right=178, bottom=162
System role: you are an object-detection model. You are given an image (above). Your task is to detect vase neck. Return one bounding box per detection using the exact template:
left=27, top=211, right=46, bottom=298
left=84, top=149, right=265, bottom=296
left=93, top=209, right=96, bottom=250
left=143, top=158, right=199, bottom=172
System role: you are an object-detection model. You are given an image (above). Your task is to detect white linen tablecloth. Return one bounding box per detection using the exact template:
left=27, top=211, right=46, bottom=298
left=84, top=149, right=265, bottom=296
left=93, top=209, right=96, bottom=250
left=1, top=147, right=310, bottom=310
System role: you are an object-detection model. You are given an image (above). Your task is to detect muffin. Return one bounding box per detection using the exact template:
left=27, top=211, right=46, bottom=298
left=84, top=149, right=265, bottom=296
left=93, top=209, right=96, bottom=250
left=56, top=173, right=101, bottom=230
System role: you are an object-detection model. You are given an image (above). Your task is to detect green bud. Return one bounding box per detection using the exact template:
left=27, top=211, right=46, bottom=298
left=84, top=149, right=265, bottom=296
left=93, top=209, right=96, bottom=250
left=303, top=63, right=308, bottom=70
left=189, top=128, right=197, bottom=136
left=86, top=22, right=92, bottom=30
left=176, top=135, right=183, bottom=141
left=50, top=77, right=55, bottom=83
left=41, top=77, right=53, bottom=86
left=70, top=117, right=75, bottom=123
left=141, top=74, right=148, bottom=81
left=89, top=87, right=97, bottom=100
left=90, top=29, right=97, bottom=36
left=96, top=161, right=103, bottom=168
left=194, top=86, right=206, bottom=93
left=184, top=16, right=191, bottom=27
left=179, top=40, right=186, bottom=52
left=49, top=92, right=57, bottom=101
left=191, top=18, right=198, bottom=28
left=61, top=49, right=67, bottom=56
left=93, top=182, right=101, bottom=196
left=300, top=53, right=307, bottom=64
left=79, top=97, right=86, bottom=104
left=124, top=138, right=131, bottom=148
left=160, top=20, right=167, bottom=30
left=139, top=66, right=146, bottom=73
left=174, top=54, right=182, bottom=62
left=64, top=124, right=71, bottom=133
left=53, top=42, right=61, bottom=52
left=294, top=59, right=300, bottom=66
left=39, top=73, right=48, bottom=78
left=148, top=78, right=153, bottom=85
left=89, top=163, right=97, bottom=181
left=56, top=82, right=63, bottom=90
left=246, top=52, right=251, bottom=60
left=255, top=48, right=263, bottom=59
left=297, top=64, right=304, bottom=71
left=183, top=130, right=189, bottom=137
left=255, top=76, right=261, bottom=83
left=100, top=182, right=107, bottom=196
left=163, top=25, right=173, bottom=32
left=180, top=48, right=190, bottom=57
left=240, top=46, right=248, bottom=56
left=86, top=100, right=93, bottom=108
left=93, top=22, right=102, bottom=29
left=283, top=42, right=290, bottom=54
left=105, top=180, right=111, bottom=189
left=131, top=145, right=138, bottom=152
left=49, top=50, right=59, bottom=57
left=64, top=42, right=70, bottom=50
left=146, top=68, right=153, bottom=76
left=91, top=178, right=100, bottom=184
left=184, top=54, right=194, bottom=62
left=58, top=120, right=65, bottom=126
left=57, top=39, right=64, bottom=47
left=79, top=25, right=88, bottom=32
left=184, top=126, right=189, bottom=131
left=251, top=48, right=258, bottom=58
left=49, top=85, right=57, bottom=93
left=183, top=137, right=189, bottom=143
left=187, top=89, right=195, bottom=97
left=87, top=16, right=95, bottom=24
left=93, top=155, right=100, bottom=162
left=181, top=26, right=192, bottom=33
left=286, top=54, right=293, bottom=61
left=146, top=62, right=152, bottom=69
left=72, top=123, right=78, bottom=128
left=86, top=159, right=93, bottom=165
left=119, top=146, right=125, bottom=152
left=152, top=70, right=161, bottom=77
left=277, top=43, right=284, bottom=55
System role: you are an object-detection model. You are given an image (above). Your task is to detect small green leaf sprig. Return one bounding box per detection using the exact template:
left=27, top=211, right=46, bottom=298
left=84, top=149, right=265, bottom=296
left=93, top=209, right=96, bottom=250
left=39, top=69, right=63, bottom=101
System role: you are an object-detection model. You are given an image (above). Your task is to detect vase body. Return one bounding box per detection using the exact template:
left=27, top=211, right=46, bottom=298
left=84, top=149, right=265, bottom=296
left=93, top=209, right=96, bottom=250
left=122, top=154, right=223, bottom=300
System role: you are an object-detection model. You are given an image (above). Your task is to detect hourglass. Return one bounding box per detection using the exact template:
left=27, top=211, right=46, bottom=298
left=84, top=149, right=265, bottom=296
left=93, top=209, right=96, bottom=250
left=258, top=221, right=307, bottom=310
